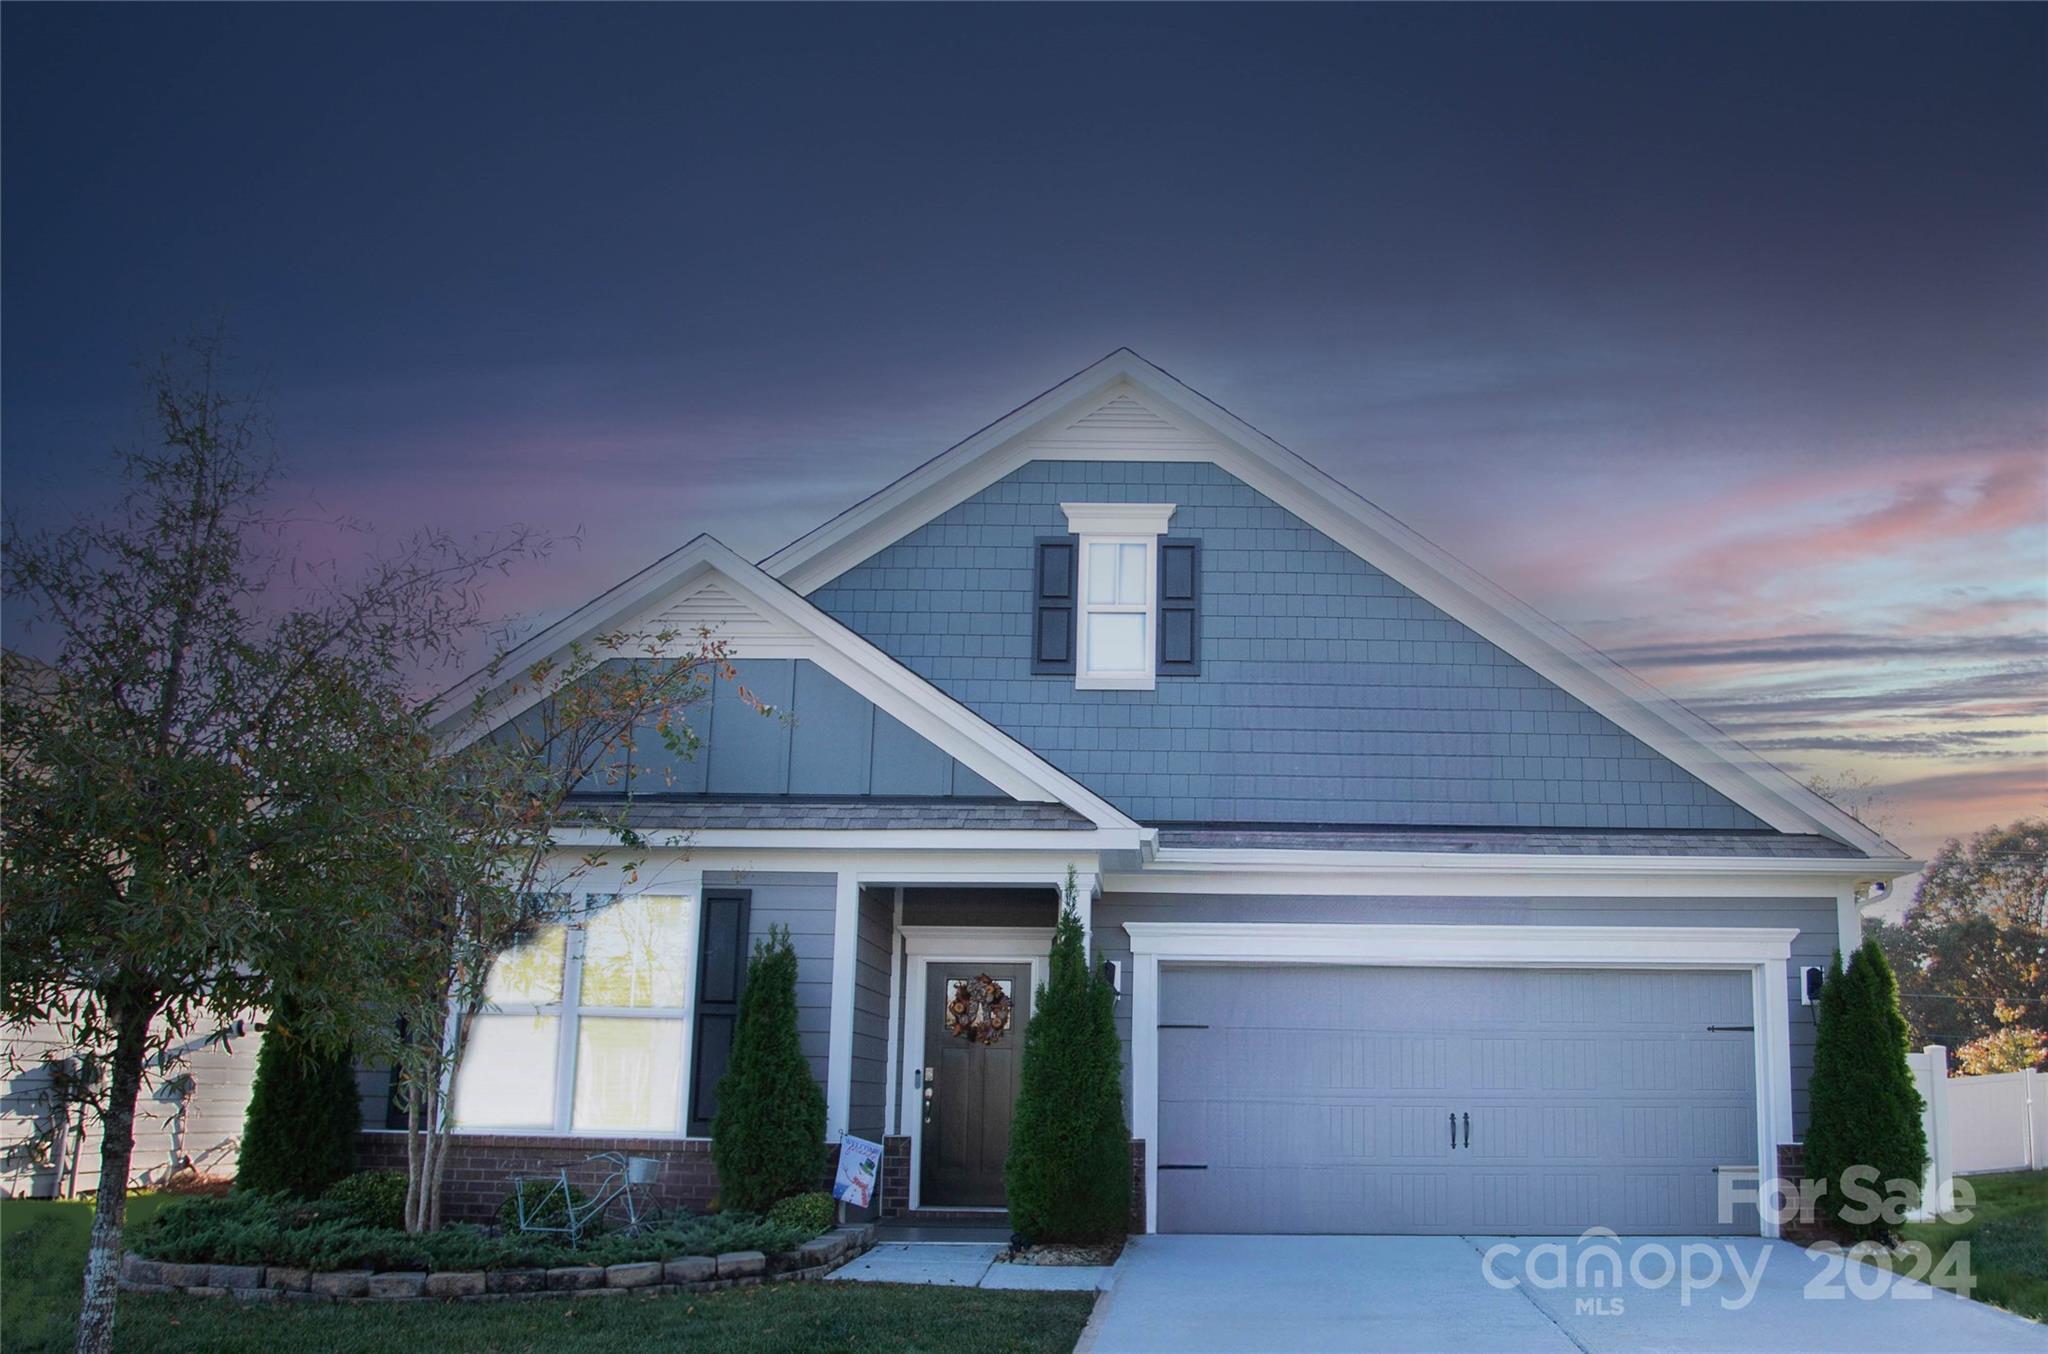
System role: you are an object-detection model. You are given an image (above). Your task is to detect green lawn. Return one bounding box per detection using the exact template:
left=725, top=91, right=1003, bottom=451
left=0, top=1194, right=1094, bottom=1354
left=1864, top=1169, right=2048, bottom=1322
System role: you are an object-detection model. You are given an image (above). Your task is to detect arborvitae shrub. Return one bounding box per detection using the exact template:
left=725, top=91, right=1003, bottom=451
left=1004, top=879, right=1130, bottom=1243
left=1803, top=936, right=1929, bottom=1243
left=236, top=997, right=362, bottom=1198
left=711, top=925, right=826, bottom=1214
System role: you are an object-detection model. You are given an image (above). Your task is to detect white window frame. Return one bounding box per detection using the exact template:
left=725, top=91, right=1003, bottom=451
left=455, top=890, right=699, bottom=1139
left=1061, top=502, right=1175, bottom=691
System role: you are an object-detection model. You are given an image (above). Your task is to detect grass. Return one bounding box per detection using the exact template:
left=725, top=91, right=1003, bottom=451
left=0, top=1192, right=1095, bottom=1354
left=1861, top=1168, right=2048, bottom=1322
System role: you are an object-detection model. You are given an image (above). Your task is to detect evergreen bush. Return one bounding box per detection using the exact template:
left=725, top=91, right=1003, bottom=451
left=323, top=1171, right=408, bottom=1230
left=235, top=997, right=362, bottom=1198
left=1804, top=936, right=1929, bottom=1243
left=766, top=1190, right=836, bottom=1235
left=711, top=924, right=827, bottom=1214
left=497, top=1177, right=588, bottom=1232
left=1004, top=873, right=1130, bottom=1243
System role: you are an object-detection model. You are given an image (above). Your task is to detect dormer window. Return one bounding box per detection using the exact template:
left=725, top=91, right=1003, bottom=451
left=1055, top=503, right=1178, bottom=690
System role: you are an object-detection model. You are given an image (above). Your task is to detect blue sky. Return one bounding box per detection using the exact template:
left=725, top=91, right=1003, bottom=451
left=4, top=4, right=2043, bottom=854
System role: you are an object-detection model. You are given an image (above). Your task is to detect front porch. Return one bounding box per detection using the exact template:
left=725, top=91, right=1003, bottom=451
left=852, top=881, right=1142, bottom=1233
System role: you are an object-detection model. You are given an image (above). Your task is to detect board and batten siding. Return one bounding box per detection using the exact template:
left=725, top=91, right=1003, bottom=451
left=808, top=457, right=1766, bottom=831
left=1092, top=893, right=1839, bottom=1138
left=494, top=657, right=1004, bottom=800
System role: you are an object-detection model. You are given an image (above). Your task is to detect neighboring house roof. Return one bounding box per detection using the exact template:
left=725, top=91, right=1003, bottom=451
left=759, top=349, right=1907, bottom=862
left=566, top=797, right=1095, bottom=832
left=433, top=534, right=1141, bottom=835
left=1156, top=826, right=1866, bottom=859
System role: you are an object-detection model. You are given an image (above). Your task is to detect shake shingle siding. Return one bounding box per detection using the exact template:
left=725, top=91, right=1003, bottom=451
left=808, top=459, right=1768, bottom=830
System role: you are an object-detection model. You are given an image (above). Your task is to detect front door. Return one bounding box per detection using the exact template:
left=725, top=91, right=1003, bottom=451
left=921, top=963, right=1031, bottom=1207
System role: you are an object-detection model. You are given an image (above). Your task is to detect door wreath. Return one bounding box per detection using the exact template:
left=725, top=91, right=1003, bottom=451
left=945, top=974, right=1014, bottom=1045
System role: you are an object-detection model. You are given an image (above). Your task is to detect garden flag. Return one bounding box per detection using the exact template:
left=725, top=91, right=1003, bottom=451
left=833, top=1133, right=882, bottom=1208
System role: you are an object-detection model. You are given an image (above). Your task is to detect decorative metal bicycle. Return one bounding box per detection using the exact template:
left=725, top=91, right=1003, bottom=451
left=507, top=1151, right=662, bottom=1247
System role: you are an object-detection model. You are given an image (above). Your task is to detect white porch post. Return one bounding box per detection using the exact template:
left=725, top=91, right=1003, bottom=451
left=1131, top=946, right=1161, bottom=1234
left=1072, top=869, right=1099, bottom=957
left=826, top=871, right=860, bottom=1142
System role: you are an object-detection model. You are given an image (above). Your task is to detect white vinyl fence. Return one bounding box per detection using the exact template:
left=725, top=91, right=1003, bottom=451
left=1907, top=1045, right=2048, bottom=1217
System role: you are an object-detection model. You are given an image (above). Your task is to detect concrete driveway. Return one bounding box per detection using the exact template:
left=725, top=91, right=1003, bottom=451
left=1079, top=1235, right=2047, bottom=1354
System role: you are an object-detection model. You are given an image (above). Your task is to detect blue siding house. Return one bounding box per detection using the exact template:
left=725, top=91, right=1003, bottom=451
left=382, top=351, right=1916, bottom=1238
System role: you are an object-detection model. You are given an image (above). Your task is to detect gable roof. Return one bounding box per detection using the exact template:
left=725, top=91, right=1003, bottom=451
left=761, top=349, right=1907, bottom=861
left=434, top=534, right=1141, bottom=835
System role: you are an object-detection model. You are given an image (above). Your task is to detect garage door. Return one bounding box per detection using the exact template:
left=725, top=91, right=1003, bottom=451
left=1156, top=965, right=1757, bottom=1235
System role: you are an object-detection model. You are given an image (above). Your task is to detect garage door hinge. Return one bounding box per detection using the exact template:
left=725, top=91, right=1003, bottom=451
left=1158, top=1023, right=1209, bottom=1030
left=1706, top=1024, right=1755, bottom=1032
left=1157, top=1163, right=1208, bottom=1171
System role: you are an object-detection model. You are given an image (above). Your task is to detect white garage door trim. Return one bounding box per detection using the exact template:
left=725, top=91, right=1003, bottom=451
left=1124, top=922, right=1797, bottom=1237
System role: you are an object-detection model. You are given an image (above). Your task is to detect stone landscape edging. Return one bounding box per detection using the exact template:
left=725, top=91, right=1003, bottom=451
left=116, top=1223, right=875, bottom=1304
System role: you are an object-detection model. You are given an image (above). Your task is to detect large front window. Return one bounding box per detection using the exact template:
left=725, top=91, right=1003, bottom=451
left=453, top=893, right=694, bottom=1135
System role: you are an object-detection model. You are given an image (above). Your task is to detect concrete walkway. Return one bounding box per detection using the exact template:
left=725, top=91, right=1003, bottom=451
left=1079, top=1235, right=2048, bottom=1354
left=827, top=1241, right=1115, bottom=1292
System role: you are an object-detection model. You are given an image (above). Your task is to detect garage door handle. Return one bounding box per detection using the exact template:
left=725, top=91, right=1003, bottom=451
left=1463, top=1112, right=1470, bottom=1149
left=1449, top=1112, right=1457, bottom=1150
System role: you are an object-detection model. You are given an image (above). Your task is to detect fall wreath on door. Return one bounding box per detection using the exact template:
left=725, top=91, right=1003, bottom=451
left=945, top=974, right=1014, bottom=1045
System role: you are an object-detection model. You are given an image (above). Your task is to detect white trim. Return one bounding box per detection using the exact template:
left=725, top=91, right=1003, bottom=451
left=1836, top=886, right=1863, bottom=951
left=1120, top=920, right=1797, bottom=1238
left=826, top=872, right=861, bottom=1142
left=1108, top=848, right=1920, bottom=900
left=760, top=351, right=1906, bottom=860
left=454, top=889, right=701, bottom=1141
left=1061, top=502, right=1177, bottom=535
left=548, top=826, right=1148, bottom=854
left=897, top=925, right=1054, bottom=1212
left=430, top=535, right=1140, bottom=834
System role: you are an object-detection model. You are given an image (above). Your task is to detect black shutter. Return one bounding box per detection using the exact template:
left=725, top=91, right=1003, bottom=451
left=1157, top=537, right=1200, bottom=676
left=1031, top=537, right=1077, bottom=675
left=688, top=889, right=751, bottom=1136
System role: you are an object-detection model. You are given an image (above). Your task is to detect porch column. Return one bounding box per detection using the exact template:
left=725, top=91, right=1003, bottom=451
left=1071, top=869, right=1099, bottom=958
left=826, top=871, right=860, bottom=1142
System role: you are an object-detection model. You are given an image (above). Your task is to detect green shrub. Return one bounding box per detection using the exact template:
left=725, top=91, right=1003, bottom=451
left=129, top=1191, right=811, bottom=1271
left=323, top=1171, right=407, bottom=1230
left=497, top=1177, right=589, bottom=1233
left=1805, top=937, right=1930, bottom=1243
left=712, top=925, right=827, bottom=1214
left=766, top=1191, right=836, bottom=1235
left=1004, top=874, right=1130, bottom=1243
left=235, top=997, right=362, bottom=1198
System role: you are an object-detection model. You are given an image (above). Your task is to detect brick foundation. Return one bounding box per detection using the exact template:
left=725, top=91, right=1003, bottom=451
left=1774, top=1141, right=1841, bottom=1246
left=357, top=1133, right=840, bottom=1224
left=879, top=1136, right=910, bottom=1218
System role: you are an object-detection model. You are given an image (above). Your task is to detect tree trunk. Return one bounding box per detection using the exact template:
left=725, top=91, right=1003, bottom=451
left=402, top=1084, right=424, bottom=1233
left=75, top=992, right=153, bottom=1354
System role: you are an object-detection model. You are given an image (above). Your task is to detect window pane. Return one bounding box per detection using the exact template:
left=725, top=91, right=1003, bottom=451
left=1086, top=613, right=1147, bottom=672
left=1117, top=543, right=1148, bottom=603
left=581, top=895, right=690, bottom=1008
left=484, top=923, right=566, bottom=1006
left=573, top=1017, right=684, bottom=1133
left=453, top=1014, right=558, bottom=1128
left=1086, top=543, right=1117, bottom=603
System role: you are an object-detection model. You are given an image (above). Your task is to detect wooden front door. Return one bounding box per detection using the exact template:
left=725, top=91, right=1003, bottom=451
left=921, top=963, right=1031, bottom=1207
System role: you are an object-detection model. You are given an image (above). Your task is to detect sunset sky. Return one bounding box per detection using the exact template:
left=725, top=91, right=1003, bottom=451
left=4, top=5, right=2043, bottom=863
